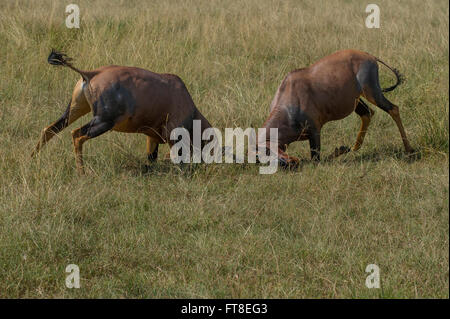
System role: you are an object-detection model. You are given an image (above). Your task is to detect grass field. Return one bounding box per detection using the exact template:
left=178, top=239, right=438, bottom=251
left=0, top=0, right=448, bottom=298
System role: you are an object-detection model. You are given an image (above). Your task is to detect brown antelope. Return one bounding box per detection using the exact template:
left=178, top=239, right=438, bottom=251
left=260, top=49, right=414, bottom=168
left=32, top=50, right=212, bottom=173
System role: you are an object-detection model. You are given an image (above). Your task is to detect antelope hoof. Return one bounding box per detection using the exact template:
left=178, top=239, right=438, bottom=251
left=405, top=148, right=420, bottom=161
left=147, top=154, right=158, bottom=163
left=279, top=157, right=299, bottom=170
left=335, top=145, right=351, bottom=157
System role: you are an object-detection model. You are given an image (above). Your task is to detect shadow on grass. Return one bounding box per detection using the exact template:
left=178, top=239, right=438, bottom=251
left=116, top=145, right=423, bottom=176
left=279, top=145, right=423, bottom=173
left=133, top=160, right=203, bottom=177
left=337, top=145, right=422, bottom=164
left=122, top=159, right=254, bottom=178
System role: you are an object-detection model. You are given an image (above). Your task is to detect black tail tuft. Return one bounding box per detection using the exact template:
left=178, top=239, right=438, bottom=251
left=48, top=49, right=73, bottom=66
left=381, top=66, right=405, bottom=93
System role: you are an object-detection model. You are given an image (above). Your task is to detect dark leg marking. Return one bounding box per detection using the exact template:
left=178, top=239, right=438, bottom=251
left=72, top=116, right=115, bottom=173
left=355, top=99, right=372, bottom=117
left=147, top=144, right=159, bottom=162
left=352, top=99, right=374, bottom=152
left=308, top=129, right=321, bottom=162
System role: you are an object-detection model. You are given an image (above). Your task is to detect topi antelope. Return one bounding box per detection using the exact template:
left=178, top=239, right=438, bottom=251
left=32, top=50, right=212, bottom=173
left=259, top=49, right=414, bottom=168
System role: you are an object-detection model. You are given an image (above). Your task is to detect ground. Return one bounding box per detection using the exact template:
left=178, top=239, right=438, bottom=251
left=0, top=0, right=448, bottom=298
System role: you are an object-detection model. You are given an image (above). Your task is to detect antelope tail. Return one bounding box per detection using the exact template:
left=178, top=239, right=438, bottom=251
left=375, top=57, right=405, bottom=93
left=48, top=49, right=96, bottom=82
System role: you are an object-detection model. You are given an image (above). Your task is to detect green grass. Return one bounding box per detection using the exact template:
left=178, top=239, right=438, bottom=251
left=0, top=0, right=448, bottom=298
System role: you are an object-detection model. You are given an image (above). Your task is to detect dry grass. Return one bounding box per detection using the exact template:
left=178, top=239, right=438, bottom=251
left=0, top=0, right=448, bottom=298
